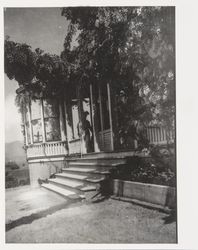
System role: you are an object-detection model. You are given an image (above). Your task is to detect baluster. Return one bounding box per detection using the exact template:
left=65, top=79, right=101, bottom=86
left=53, top=143, right=55, bottom=155
left=49, top=143, right=52, bottom=156
left=152, top=127, right=155, bottom=143
left=61, top=142, right=63, bottom=154
left=157, top=127, right=159, bottom=143
left=57, top=143, right=61, bottom=155
left=52, top=143, right=54, bottom=155
left=150, top=128, right=153, bottom=143
left=64, top=142, right=67, bottom=154
left=36, top=146, right=39, bottom=156
left=41, top=145, right=43, bottom=156
left=163, top=128, right=166, bottom=142
left=45, top=144, right=47, bottom=155
left=54, top=143, right=56, bottom=155
left=55, top=143, right=58, bottom=155
left=154, top=127, right=157, bottom=143
left=146, top=127, right=149, bottom=142
left=147, top=128, right=150, bottom=143
left=62, top=142, right=65, bottom=154
left=60, top=142, right=63, bottom=154
left=47, top=144, right=49, bottom=155
left=47, top=144, right=49, bottom=156
left=39, top=145, right=41, bottom=156
left=160, top=127, right=163, bottom=141
left=36, top=145, right=38, bottom=156
left=50, top=144, right=53, bottom=155
left=57, top=143, right=59, bottom=155
left=159, top=127, right=162, bottom=142
left=155, top=128, right=158, bottom=143
left=150, top=127, right=152, bottom=143
left=47, top=144, right=50, bottom=155
left=56, top=143, right=58, bottom=155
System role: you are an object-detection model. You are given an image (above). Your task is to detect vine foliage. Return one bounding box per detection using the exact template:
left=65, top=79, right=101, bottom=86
left=4, top=7, right=175, bottom=149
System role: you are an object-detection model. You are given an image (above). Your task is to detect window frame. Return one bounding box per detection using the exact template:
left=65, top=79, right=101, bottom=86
left=42, top=98, right=61, bottom=143
left=30, top=99, right=43, bottom=144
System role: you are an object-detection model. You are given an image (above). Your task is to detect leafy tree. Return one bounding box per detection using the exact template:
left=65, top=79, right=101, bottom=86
left=5, top=37, right=69, bottom=108
left=61, top=7, right=175, bottom=149
left=4, top=37, right=36, bottom=85
left=4, top=7, right=175, bottom=151
left=4, top=38, right=69, bottom=144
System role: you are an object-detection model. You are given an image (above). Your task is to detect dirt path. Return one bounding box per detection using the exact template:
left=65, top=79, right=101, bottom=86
left=6, top=187, right=176, bottom=243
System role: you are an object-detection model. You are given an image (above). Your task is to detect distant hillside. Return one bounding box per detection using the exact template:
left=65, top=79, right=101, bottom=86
left=5, top=141, right=27, bottom=166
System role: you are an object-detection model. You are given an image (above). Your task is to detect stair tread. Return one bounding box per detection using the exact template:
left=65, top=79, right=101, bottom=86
left=56, top=172, right=105, bottom=182
left=62, top=167, right=96, bottom=173
left=62, top=167, right=110, bottom=174
left=42, top=183, right=85, bottom=199
left=56, top=172, right=88, bottom=180
left=49, top=178, right=96, bottom=191
left=69, top=162, right=125, bottom=166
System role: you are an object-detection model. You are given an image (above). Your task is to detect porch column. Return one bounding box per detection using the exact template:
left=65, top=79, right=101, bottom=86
left=107, top=83, right=114, bottom=151
left=90, top=84, right=100, bottom=152
left=59, top=102, right=67, bottom=141
left=76, top=85, right=87, bottom=155
left=27, top=103, right=33, bottom=144
left=64, top=100, right=73, bottom=142
left=40, top=99, right=46, bottom=143
left=20, top=109, right=28, bottom=146
left=23, top=113, right=28, bottom=146
left=24, top=124, right=28, bottom=146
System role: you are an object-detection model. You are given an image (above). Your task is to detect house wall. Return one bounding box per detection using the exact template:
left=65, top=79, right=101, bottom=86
left=23, top=87, right=174, bottom=187
left=28, top=160, right=65, bottom=187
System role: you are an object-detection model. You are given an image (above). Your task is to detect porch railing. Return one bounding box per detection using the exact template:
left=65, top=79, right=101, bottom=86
left=145, top=126, right=174, bottom=145
left=27, top=141, right=68, bottom=159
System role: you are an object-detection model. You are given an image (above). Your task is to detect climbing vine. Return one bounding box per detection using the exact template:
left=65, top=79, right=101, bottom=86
left=4, top=7, right=175, bottom=150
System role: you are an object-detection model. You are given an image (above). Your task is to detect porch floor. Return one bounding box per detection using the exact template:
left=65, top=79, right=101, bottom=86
left=68, top=150, right=149, bottom=159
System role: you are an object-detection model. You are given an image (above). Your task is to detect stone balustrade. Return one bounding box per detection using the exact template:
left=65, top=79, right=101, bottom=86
left=27, top=141, right=68, bottom=159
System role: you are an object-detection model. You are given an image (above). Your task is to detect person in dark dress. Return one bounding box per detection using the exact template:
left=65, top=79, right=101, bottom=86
left=77, top=111, right=93, bottom=153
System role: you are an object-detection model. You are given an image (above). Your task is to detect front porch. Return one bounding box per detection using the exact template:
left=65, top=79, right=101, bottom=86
left=18, top=81, right=174, bottom=189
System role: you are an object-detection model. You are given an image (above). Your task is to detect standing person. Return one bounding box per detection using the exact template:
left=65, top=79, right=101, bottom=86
left=77, top=111, right=93, bottom=153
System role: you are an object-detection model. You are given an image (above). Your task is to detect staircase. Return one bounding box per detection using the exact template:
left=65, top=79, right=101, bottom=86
left=41, top=154, right=127, bottom=201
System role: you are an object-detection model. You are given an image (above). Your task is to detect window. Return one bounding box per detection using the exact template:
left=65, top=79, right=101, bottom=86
left=43, top=99, right=61, bottom=141
left=31, top=100, right=43, bottom=143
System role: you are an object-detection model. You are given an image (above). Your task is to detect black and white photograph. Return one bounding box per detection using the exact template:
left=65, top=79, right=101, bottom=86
left=4, top=5, right=177, bottom=244
left=2, top=1, right=197, bottom=247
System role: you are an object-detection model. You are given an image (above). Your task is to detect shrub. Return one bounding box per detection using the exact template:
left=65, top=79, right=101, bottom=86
left=112, top=148, right=176, bottom=187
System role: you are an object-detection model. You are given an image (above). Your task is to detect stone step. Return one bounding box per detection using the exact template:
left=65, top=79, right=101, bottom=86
left=62, top=167, right=97, bottom=173
left=66, top=151, right=135, bottom=160
left=41, top=183, right=85, bottom=200
left=68, top=161, right=125, bottom=167
left=48, top=178, right=96, bottom=192
left=62, top=167, right=110, bottom=177
left=56, top=172, right=105, bottom=183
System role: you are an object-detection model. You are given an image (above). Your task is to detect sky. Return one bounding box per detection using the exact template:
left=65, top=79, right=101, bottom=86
left=4, top=8, right=69, bottom=142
